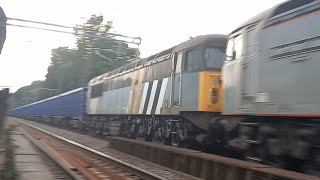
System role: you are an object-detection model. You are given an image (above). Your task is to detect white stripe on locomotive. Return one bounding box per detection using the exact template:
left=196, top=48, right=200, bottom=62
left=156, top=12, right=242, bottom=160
left=138, top=82, right=149, bottom=114
left=146, top=80, right=158, bottom=114
left=155, top=77, right=168, bottom=114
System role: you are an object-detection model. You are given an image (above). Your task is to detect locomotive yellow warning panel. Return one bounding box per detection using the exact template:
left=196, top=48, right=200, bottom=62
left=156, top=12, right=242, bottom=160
left=198, top=71, right=223, bottom=112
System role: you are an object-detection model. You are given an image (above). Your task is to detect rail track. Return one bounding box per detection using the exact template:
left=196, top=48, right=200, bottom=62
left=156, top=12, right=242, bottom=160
left=12, top=117, right=319, bottom=180
left=13, top=118, right=198, bottom=180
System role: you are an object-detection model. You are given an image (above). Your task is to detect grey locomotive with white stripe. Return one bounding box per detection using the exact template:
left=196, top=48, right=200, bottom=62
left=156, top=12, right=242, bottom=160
left=86, top=34, right=227, bottom=144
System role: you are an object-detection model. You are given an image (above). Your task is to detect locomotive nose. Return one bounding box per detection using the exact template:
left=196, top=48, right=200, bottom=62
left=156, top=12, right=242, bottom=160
left=199, top=72, right=223, bottom=112
left=210, top=73, right=221, bottom=104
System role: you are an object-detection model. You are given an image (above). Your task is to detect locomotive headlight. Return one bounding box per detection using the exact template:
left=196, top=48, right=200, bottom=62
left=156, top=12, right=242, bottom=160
left=212, top=76, right=221, bottom=85
left=213, top=78, right=219, bottom=85
left=211, top=88, right=218, bottom=104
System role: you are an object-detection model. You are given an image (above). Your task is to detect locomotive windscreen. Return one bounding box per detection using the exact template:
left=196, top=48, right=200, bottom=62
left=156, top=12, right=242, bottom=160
left=204, top=47, right=225, bottom=69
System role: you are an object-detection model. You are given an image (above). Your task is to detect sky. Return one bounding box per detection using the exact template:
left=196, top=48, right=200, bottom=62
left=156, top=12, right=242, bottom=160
left=0, top=0, right=286, bottom=92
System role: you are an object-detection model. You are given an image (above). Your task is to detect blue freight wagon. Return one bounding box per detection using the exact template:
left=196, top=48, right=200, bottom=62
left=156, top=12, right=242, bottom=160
left=8, top=87, right=87, bottom=121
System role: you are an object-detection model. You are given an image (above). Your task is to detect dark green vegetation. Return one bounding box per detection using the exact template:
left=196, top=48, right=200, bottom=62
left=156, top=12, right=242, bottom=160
left=0, top=125, right=17, bottom=180
left=9, top=15, right=139, bottom=108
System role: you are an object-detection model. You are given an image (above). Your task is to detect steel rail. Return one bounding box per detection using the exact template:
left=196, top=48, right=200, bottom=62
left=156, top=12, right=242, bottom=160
left=18, top=120, right=168, bottom=180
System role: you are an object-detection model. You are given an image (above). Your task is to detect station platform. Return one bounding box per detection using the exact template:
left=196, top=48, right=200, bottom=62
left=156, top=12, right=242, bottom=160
left=3, top=118, right=56, bottom=180
left=13, top=131, right=55, bottom=179
left=0, top=134, right=5, bottom=176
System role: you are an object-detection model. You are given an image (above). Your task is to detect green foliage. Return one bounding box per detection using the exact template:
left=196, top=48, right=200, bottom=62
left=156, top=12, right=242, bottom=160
left=46, top=14, right=139, bottom=94
left=9, top=81, right=46, bottom=108
left=10, top=15, right=139, bottom=108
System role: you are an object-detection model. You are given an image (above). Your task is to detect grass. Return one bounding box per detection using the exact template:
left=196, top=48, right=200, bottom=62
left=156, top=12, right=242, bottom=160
left=0, top=125, right=17, bottom=180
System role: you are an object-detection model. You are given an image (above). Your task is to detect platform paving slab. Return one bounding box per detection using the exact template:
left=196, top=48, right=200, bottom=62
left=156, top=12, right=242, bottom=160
left=0, top=146, right=5, bottom=174
left=12, top=130, right=55, bottom=180
left=0, top=128, right=8, bottom=176
left=19, top=172, right=57, bottom=180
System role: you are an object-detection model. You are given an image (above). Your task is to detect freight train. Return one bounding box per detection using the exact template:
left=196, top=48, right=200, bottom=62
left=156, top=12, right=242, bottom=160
left=8, top=0, right=320, bottom=175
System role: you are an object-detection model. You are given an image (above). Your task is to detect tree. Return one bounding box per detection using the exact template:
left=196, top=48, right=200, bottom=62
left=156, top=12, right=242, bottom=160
left=8, top=81, right=46, bottom=108
left=9, top=15, right=140, bottom=107
left=45, top=14, right=139, bottom=93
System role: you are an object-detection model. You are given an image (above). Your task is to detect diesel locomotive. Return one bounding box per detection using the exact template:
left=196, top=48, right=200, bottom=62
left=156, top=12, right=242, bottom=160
left=86, top=34, right=227, bottom=147
left=8, top=0, right=320, bottom=174
left=222, top=0, right=320, bottom=173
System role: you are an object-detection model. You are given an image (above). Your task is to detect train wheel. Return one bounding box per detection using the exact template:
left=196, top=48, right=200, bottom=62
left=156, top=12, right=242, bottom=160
left=303, top=146, right=320, bottom=176
left=264, top=137, right=284, bottom=168
left=162, top=137, right=171, bottom=145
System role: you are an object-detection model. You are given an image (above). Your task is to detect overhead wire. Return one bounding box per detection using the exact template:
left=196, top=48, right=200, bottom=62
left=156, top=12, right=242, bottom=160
left=6, top=17, right=141, bottom=61
left=7, top=17, right=74, bottom=29
left=6, top=23, right=74, bottom=35
left=6, top=17, right=141, bottom=45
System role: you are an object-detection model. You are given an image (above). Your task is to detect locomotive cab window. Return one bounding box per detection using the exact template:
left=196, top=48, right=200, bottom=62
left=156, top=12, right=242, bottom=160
left=226, top=34, right=243, bottom=61
left=185, top=49, right=201, bottom=72
left=175, top=52, right=183, bottom=74
left=91, top=83, right=103, bottom=98
left=204, top=47, right=225, bottom=69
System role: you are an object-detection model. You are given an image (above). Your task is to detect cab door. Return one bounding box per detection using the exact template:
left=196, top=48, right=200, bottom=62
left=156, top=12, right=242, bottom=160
left=171, top=52, right=183, bottom=107
left=223, top=34, right=243, bottom=114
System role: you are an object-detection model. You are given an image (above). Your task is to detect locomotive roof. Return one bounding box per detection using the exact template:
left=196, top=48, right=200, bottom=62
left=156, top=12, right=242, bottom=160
left=230, top=0, right=318, bottom=34
left=230, top=8, right=273, bottom=35
left=89, top=34, right=227, bottom=84
left=174, top=34, right=227, bottom=52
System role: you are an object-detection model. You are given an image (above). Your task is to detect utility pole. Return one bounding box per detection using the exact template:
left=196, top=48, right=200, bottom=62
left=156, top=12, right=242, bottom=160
left=0, top=88, right=9, bottom=130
